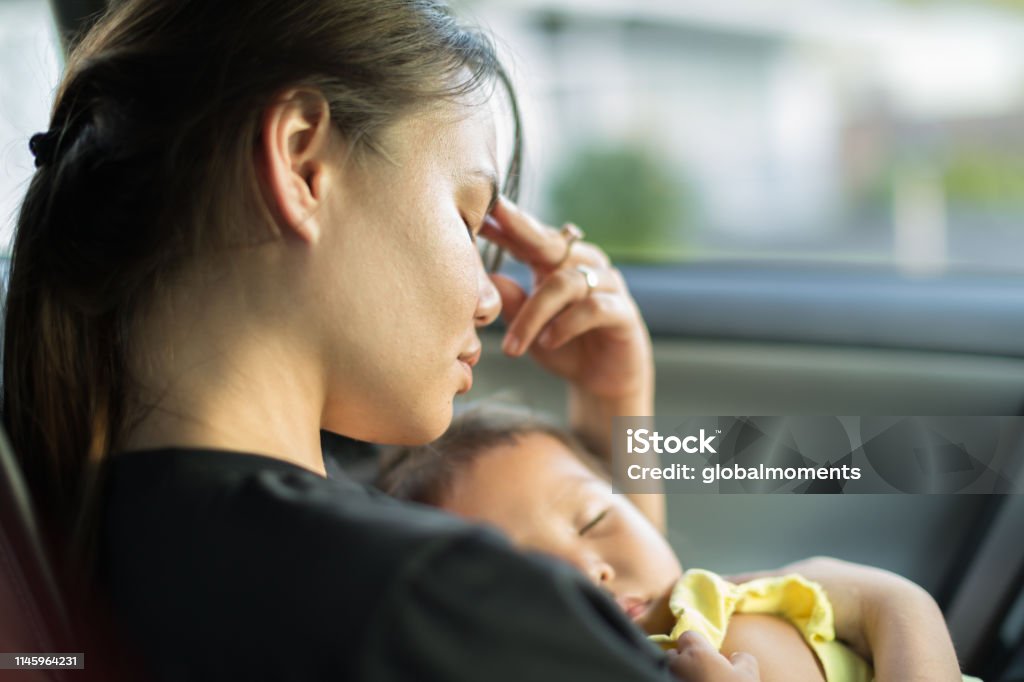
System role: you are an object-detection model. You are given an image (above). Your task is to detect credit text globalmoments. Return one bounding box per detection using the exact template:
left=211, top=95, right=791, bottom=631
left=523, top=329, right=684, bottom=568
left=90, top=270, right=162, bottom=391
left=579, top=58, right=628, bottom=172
left=626, top=461, right=863, bottom=484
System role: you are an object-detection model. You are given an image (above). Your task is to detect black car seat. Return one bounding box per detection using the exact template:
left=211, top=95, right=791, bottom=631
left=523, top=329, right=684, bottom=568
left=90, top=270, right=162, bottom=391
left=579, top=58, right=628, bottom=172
left=0, top=427, right=75, bottom=681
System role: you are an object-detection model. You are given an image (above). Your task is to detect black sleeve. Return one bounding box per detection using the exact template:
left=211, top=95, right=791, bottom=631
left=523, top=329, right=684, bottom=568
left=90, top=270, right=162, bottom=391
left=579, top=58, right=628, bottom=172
left=358, top=528, right=675, bottom=682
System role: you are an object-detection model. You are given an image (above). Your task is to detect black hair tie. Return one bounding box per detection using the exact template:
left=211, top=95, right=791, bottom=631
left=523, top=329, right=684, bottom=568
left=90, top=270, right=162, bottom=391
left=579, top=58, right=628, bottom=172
left=28, top=130, right=60, bottom=168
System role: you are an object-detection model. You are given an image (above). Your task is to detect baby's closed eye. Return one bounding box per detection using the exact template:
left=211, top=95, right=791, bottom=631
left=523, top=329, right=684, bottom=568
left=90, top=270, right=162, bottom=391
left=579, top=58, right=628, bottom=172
left=578, top=507, right=611, bottom=536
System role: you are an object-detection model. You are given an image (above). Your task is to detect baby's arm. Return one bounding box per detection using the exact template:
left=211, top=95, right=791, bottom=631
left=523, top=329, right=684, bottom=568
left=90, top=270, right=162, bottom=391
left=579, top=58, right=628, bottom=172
left=730, top=557, right=964, bottom=682
left=720, top=614, right=826, bottom=682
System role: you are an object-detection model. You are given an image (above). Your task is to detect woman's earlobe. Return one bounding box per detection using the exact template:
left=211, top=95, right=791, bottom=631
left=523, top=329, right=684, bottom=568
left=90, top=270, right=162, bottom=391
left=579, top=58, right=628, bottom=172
left=290, top=163, right=328, bottom=244
left=308, top=162, right=329, bottom=204
left=276, top=166, right=323, bottom=244
left=292, top=211, right=322, bottom=244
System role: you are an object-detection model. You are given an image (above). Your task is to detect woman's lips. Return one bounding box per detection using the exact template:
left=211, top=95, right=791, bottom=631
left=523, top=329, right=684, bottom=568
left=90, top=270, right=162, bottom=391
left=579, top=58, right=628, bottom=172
left=458, top=347, right=482, bottom=368
left=457, top=359, right=474, bottom=394
left=456, top=347, right=481, bottom=394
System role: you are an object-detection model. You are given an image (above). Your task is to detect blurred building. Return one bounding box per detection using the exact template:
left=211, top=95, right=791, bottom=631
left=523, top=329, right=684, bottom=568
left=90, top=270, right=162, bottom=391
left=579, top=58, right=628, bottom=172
left=456, top=0, right=1024, bottom=269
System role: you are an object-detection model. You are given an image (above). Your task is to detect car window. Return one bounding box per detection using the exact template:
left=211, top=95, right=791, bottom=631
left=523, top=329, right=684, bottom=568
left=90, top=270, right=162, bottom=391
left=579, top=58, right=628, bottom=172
left=457, top=0, right=1024, bottom=274
left=0, top=0, right=62, bottom=251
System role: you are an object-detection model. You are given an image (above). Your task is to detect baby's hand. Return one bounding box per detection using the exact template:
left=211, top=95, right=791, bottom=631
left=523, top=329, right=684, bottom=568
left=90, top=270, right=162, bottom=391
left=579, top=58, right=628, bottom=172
left=668, top=631, right=760, bottom=682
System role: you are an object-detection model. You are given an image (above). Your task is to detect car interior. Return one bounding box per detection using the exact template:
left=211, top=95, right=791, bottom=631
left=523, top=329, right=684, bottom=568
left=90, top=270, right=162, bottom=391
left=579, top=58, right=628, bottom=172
left=0, top=1, right=1022, bottom=680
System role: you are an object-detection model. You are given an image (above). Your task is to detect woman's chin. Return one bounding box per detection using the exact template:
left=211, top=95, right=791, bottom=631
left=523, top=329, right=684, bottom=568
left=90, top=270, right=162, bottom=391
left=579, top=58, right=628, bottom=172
left=389, top=404, right=454, bottom=446
left=321, top=401, right=452, bottom=447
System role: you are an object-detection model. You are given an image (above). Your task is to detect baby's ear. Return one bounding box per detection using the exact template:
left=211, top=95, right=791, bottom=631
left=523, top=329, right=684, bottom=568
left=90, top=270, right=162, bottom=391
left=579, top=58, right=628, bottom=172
left=256, top=88, right=334, bottom=244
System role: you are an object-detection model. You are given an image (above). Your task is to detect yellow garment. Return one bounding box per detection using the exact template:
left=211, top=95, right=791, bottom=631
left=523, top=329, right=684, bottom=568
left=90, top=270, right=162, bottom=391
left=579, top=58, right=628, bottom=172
left=649, top=569, right=981, bottom=682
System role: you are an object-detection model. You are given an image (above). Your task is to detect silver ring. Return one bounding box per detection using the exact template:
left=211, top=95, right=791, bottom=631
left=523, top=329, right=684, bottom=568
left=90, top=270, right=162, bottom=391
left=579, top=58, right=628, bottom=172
left=576, top=264, right=599, bottom=293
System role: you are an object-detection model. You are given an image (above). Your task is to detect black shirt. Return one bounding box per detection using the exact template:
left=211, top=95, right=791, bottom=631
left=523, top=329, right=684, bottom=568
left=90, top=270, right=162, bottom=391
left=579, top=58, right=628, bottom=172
left=99, top=447, right=674, bottom=681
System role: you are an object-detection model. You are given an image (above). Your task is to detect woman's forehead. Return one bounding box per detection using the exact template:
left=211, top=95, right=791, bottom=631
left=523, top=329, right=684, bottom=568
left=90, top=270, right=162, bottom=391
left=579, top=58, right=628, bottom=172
left=382, top=99, right=497, bottom=172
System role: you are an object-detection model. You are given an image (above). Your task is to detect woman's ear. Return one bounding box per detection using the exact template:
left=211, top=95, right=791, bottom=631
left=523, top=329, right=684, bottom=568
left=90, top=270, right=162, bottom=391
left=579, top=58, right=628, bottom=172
left=257, top=88, right=334, bottom=244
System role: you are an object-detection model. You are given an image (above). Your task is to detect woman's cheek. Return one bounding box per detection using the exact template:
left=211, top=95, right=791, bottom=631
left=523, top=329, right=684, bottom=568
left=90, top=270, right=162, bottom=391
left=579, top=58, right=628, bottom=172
left=449, top=239, right=484, bottom=316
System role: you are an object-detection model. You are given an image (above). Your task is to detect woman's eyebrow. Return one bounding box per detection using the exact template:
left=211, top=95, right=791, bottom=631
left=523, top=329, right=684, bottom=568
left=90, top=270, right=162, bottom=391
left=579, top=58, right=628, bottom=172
left=468, top=168, right=499, bottom=214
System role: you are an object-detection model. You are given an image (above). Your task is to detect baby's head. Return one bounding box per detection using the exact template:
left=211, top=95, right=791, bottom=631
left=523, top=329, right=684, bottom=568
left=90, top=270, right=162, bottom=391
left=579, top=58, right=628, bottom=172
left=378, top=404, right=681, bottom=633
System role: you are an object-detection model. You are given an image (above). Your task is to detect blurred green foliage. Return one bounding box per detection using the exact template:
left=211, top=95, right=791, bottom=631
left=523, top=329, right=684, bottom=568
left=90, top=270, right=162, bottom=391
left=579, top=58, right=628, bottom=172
left=942, top=151, right=1024, bottom=207
left=547, top=142, right=692, bottom=262
left=856, top=149, right=1024, bottom=211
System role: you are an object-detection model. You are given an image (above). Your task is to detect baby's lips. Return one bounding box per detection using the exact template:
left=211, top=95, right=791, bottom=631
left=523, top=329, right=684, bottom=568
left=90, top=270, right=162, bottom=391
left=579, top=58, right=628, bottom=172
left=615, top=595, right=651, bottom=621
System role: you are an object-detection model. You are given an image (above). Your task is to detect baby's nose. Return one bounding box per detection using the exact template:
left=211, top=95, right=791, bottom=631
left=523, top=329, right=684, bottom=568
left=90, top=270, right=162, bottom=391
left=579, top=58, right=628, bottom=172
left=589, top=559, right=616, bottom=587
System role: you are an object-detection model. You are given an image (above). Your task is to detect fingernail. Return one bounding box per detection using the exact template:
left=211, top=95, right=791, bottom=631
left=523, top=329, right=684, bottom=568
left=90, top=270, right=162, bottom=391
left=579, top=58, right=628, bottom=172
left=503, top=334, right=520, bottom=355
left=538, top=329, right=552, bottom=347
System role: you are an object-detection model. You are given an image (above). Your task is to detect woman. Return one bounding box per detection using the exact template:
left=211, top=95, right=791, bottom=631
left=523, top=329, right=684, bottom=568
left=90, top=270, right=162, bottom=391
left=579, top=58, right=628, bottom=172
left=3, top=1, right=962, bottom=680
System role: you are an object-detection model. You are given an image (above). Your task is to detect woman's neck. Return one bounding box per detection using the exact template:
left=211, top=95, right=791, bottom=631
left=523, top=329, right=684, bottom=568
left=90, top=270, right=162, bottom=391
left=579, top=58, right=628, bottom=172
left=120, top=265, right=328, bottom=476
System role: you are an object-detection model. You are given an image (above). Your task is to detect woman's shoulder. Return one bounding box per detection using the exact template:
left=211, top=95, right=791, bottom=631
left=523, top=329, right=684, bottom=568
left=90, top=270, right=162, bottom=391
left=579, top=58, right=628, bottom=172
left=98, top=447, right=498, bottom=674
left=101, top=446, right=475, bottom=565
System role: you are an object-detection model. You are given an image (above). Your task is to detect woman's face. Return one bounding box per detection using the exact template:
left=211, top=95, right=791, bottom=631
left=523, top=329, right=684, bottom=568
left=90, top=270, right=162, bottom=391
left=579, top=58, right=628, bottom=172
left=317, top=101, right=502, bottom=445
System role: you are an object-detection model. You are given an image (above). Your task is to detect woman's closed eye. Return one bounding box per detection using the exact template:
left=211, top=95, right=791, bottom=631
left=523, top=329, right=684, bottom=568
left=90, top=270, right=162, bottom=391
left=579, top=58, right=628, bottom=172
left=579, top=509, right=608, bottom=536
left=464, top=206, right=494, bottom=238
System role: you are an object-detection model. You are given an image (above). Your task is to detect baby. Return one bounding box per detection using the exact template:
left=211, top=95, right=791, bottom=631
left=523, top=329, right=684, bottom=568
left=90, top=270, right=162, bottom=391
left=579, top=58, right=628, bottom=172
left=378, top=404, right=979, bottom=682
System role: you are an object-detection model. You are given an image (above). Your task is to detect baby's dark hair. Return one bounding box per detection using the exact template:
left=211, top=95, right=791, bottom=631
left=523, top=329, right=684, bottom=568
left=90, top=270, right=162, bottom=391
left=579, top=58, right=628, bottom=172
left=376, top=402, right=607, bottom=506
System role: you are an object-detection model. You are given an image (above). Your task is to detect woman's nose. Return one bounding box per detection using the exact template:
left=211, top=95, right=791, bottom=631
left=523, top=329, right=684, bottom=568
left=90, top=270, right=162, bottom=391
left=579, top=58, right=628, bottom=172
left=474, top=267, right=501, bottom=327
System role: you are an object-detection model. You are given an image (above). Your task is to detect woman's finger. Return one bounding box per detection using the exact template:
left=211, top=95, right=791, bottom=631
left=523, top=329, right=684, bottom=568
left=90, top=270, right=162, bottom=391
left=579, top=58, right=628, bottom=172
left=502, top=266, right=613, bottom=356
left=490, top=273, right=528, bottom=326
left=535, top=293, right=633, bottom=350
left=486, top=197, right=568, bottom=268
left=481, top=204, right=613, bottom=281
left=481, top=217, right=612, bottom=273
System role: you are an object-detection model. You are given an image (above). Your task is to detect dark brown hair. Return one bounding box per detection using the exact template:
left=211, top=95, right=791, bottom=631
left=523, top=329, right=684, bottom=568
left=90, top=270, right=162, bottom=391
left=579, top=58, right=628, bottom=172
left=377, top=403, right=606, bottom=506
left=3, top=0, right=521, bottom=551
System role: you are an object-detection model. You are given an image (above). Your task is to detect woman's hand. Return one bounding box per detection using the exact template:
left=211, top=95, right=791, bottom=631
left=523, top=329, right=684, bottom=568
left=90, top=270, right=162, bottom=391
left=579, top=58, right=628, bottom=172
left=482, top=197, right=653, bottom=405
left=481, top=198, right=664, bottom=529
left=728, top=557, right=963, bottom=682
left=669, top=631, right=761, bottom=682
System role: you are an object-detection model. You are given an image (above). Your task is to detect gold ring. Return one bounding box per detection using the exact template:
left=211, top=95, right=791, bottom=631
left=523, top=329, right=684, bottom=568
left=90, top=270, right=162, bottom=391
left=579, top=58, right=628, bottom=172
left=576, top=264, right=599, bottom=293
left=556, top=223, right=585, bottom=267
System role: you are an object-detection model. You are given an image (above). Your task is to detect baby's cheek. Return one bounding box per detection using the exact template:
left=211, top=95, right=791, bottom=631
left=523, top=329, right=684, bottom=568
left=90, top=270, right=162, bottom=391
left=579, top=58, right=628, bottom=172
left=624, top=505, right=681, bottom=570
left=627, top=531, right=681, bottom=584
